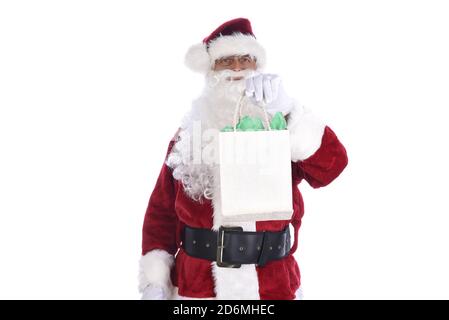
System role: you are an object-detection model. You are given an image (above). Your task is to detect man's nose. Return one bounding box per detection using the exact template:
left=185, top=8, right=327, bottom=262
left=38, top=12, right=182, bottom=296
left=231, top=59, right=245, bottom=71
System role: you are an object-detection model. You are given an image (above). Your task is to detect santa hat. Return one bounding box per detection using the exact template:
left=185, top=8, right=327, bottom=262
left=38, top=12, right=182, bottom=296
left=184, top=18, right=266, bottom=73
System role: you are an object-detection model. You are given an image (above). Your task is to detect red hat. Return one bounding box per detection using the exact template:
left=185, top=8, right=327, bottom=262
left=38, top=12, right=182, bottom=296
left=185, top=18, right=266, bottom=73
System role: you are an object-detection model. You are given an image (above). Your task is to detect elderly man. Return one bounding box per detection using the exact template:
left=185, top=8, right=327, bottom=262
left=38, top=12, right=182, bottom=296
left=139, top=18, right=348, bottom=300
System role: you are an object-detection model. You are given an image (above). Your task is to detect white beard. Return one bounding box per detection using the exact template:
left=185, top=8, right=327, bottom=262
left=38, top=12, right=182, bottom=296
left=166, top=69, right=271, bottom=202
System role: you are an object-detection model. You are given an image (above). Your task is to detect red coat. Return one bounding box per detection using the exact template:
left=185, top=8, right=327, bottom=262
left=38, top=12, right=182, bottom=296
left=140, top=119, right=348, bottom=299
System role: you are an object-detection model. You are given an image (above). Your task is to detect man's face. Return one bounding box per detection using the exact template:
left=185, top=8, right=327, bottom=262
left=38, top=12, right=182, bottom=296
left=213, top=54, right=257, bottom=80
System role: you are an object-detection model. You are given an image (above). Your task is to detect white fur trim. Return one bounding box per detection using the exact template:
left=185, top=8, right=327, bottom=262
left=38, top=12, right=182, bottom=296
left=171, top=287, right=216, bottom=300
left=210, top=167, right=260, bottom=299
left=211, top=165, right=224, bottom=231
left=138, top=249, right=174, bottom=293
left=295, top=287, right=304, bottom=300
left=211, top=260, right=260, bottom=300
left=208, top=33, right=266, bottom=70
left=287, top=102, right=326, bottom=162
left=184, top=42, right=211, bottom=73
left=171, top=286, right=302, bottom=300
left=184, top=33, right=266, bottom=74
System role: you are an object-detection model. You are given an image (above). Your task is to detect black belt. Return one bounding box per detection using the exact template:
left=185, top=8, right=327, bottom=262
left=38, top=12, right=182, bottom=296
left=182, top=225, right=291, bottom=268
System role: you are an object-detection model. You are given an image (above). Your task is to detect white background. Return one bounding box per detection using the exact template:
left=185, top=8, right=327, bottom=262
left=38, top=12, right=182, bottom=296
left=1, top=0, right=448, bottom=299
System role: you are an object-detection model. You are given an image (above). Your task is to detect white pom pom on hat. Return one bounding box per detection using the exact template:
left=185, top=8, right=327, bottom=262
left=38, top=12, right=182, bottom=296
left=184, top=43, right=210, bottom=73
left=184, top=18, right=266, bottom=74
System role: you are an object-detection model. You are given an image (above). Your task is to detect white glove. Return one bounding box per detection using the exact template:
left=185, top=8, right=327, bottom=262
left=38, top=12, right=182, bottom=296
left=245, top=73, right=293, bottom=115
left=141, top=283, right=170, bottom=300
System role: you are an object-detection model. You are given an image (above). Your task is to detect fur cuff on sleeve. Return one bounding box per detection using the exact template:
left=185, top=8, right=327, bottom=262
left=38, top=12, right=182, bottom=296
left=287, top=102, right=326, bottom=162
left=138, top=249, right=174, bottom=292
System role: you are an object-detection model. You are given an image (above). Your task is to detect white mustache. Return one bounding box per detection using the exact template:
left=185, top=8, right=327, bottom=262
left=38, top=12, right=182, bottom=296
left=209, top=69, right=258, bottom=84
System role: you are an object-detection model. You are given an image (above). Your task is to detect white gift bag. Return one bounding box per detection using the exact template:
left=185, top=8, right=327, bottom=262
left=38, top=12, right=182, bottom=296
left=218, top=94, right=293, bottom=223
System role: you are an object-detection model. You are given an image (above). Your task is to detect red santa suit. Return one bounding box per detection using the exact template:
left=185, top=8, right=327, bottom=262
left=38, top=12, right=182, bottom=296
left=138, top=18, right=348, bottom=300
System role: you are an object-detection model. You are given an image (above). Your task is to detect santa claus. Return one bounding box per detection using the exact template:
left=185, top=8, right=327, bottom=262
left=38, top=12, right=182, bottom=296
left=139, top=18, right=348, bottom=300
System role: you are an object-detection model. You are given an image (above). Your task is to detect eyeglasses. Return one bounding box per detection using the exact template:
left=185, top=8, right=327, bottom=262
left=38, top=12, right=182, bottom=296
left=215, top=55, right=256, bottom=67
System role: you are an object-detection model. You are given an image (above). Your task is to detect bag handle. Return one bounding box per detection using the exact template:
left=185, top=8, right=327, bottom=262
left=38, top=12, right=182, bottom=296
left=232, top=92, right=271, bottom=132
